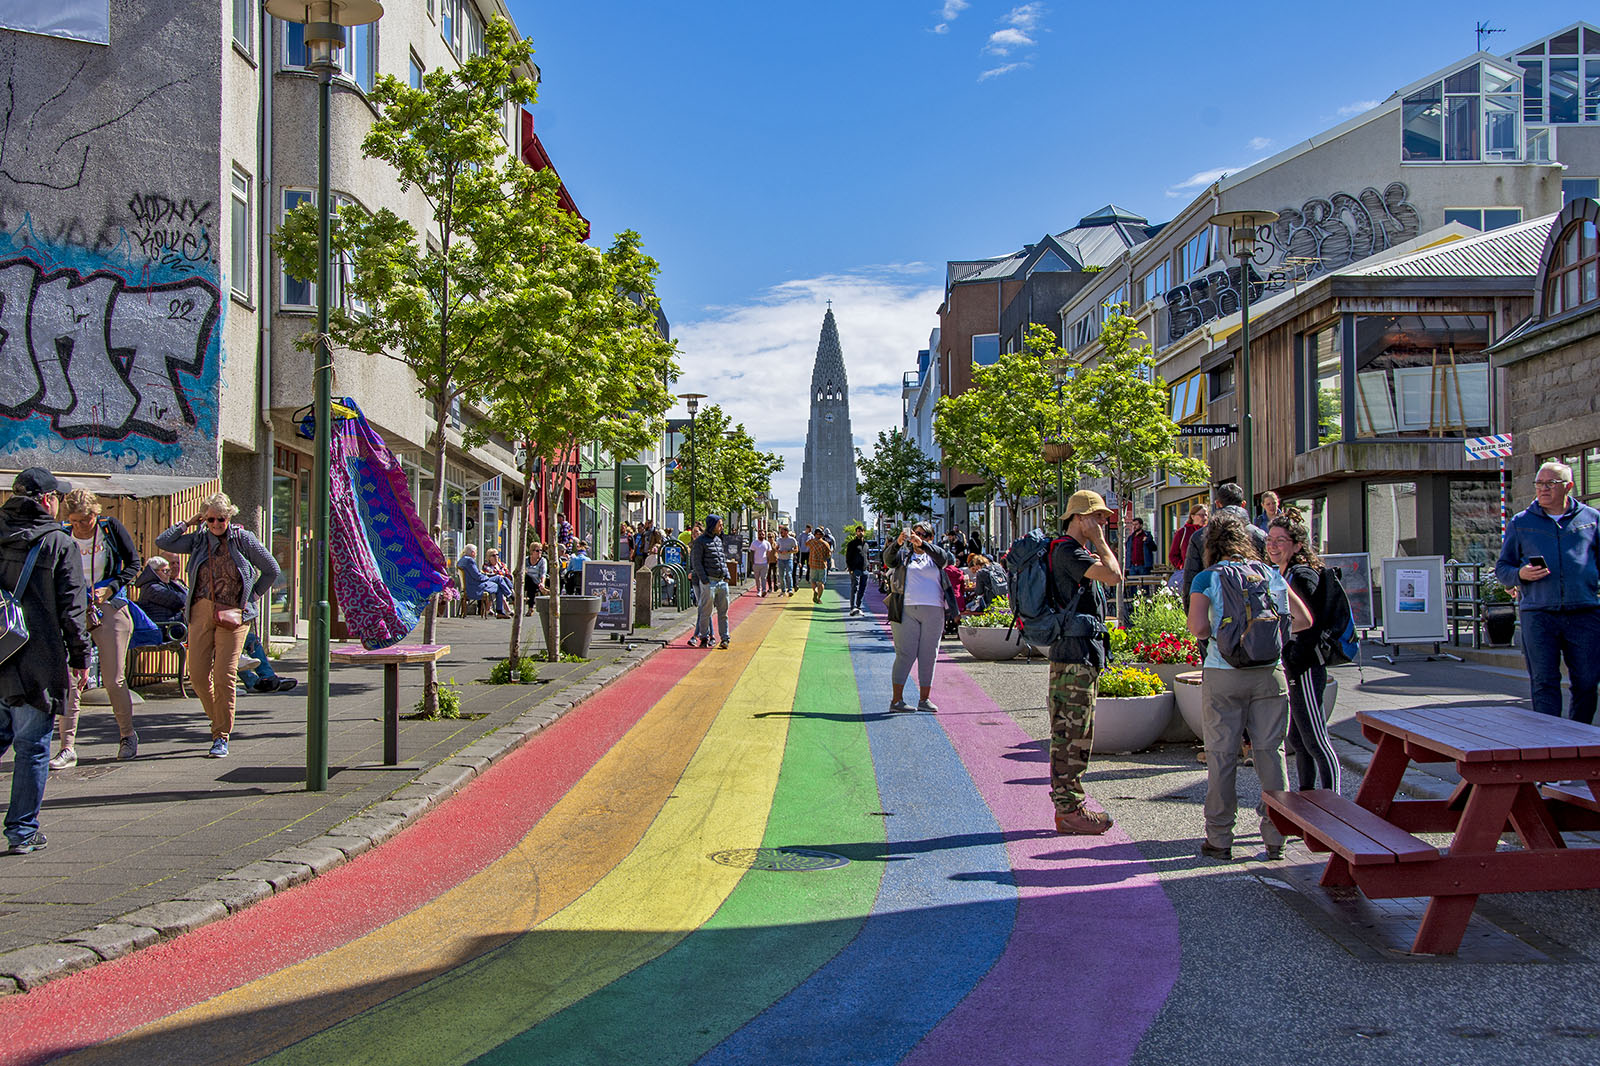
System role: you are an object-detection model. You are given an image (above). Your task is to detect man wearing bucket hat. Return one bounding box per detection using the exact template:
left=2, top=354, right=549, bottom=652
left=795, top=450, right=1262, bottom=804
left=1048, top=489, right=1123, bottom=835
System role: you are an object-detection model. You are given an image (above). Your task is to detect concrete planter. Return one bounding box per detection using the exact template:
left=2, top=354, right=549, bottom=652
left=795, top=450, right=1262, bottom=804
left=1174, top=671, right=1205, bottom=737
left=1091, top=692, right=1173, bottom=754
left=1140, top=661, right=1200, bottom=742
left=958, top=625, right=1023, bottom=661
left=534, top=596, right=602, bottom=659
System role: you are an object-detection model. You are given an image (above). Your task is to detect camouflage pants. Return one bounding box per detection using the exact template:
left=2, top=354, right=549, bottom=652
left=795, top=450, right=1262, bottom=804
left=1049, top=662, right=1099, bottom=812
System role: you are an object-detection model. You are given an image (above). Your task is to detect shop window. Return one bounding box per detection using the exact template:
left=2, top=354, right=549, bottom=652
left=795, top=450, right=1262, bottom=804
left=1366, top=482, right=1419, bottom=587
left=1302, top=324, right=1342, bottom=450
left=1351, top=315, right=1490, bottom=438
left=1543, top=216, right=1600, bottom=318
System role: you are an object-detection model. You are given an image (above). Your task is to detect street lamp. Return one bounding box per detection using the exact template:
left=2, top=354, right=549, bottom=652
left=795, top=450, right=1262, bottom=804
left=1207, top=209, right=1279, bottom=513
left=266, top=0, right=384, bottom=792
left=677, top=393, right=705, bottom=529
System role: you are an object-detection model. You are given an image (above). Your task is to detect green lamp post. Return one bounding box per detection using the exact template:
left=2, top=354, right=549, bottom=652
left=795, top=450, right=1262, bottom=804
left=1207, top=209, right=1279, bottom=514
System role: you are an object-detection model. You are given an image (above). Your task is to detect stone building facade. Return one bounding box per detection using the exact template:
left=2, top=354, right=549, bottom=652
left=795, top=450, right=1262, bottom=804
left=796, top=309, right=863, bottom=538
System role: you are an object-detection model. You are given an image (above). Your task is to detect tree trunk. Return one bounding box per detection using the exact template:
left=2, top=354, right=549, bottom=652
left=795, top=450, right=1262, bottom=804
left=542, top=457, right=562, bottom=663
left=508, top=442, right=537, bottom=663
left=422, top=401, right=450, bottom=715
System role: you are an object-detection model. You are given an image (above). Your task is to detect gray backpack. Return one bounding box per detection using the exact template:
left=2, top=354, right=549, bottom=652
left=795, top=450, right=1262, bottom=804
left=1212, top=561, right=1284, bottom=669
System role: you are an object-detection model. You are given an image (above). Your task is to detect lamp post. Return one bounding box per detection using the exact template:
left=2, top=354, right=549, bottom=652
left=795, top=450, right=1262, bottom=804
left=265, top=1, right=384, bottom=792
left=1207, top=209, right=1279, bottom=513
left=677, top=393, right=705, bottom=529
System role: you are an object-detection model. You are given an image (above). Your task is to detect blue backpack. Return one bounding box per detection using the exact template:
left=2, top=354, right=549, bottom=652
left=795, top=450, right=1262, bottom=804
left=1004, top=529, right=1079, bottom=646
left=1313, top=568, right=1360, bottom=666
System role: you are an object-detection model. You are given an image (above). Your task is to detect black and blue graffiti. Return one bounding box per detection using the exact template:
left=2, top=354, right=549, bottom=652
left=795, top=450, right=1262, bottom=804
left=125, top=194, right=214, bottom=273
left=0, top=256, right=218, bottom=442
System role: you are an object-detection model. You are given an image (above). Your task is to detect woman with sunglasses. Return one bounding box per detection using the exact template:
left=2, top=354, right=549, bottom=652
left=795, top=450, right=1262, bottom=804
left=156, top=492, right=279, bottom=759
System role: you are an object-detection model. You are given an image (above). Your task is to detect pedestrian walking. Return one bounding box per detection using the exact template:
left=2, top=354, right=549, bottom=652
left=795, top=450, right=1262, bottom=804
left=1186, top=514, right=1311, bottom=860
left=0, top=469, right=90, bottom=853
left=750, top=531, right=772, bottom=596
left=156, top=492, right=280, bottom=759
left=1265, top=513, right=1340, bottom=793
left=807, top=527, right=833, bottom=604
left=1046, top=491, right=1124, bottom=835
left=1169, top=504, right=1207, bottom=571
left=690, top=515, right=731, bottom=648
left=51, top=488, right=143, bottom=768
left=1124, top=517, right=1157, bottom=577
left=1496, top=460, right=1600, bottom=723
left=846, top=526, right=868, bottom=615
left=774, top=525, right=798, bottom=595
left=885, top=524, right=955, bottom=712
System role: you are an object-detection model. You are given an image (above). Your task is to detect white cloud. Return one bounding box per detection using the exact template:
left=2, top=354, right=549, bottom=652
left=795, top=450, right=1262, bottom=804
left=1247, top=135, right=1271, bottom=151
left=1004, top=3, right=1046, bottom=31
left=1164, top=156, right=1269, bottom=198
left=931, top=0, right=969, bottom=33
left=984, top=27, right=1034, bottom=54
left=932, top=23, right=950, bottom=33
left=978, top=61, right=1029, bottom=81
left=672, top=269, right=942, bottom=517
left=1337, top=99, right=1381, bottom=116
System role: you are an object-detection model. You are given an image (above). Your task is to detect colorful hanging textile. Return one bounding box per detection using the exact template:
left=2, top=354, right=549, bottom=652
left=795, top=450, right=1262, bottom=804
left=318, top=398, right=457, bottom=649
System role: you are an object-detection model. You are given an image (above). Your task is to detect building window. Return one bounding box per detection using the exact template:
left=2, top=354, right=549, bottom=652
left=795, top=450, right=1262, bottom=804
left=280, top=189, right=312, bottom=308
left=1402, top=60, right=1523, bottom=161
left=1514, top=32, right=1600, bottom=126
left=1139, top=260, right=1170, bottom=306
left=1100, top=285, right=1127, bottom=321
left=332, top=193, right=369, bottom=318
left=1565, top=178, right=1600, bottom=204
left=1070, top=313, right=1100, bottom=350
left=971, top=333, right=999, bottom=366
left=1301, top=324, right=1341, bottom=451
left=1443, top=207, right=1524, bottom=231
left=1544, top=216, right=1600, bottom=318
left=1352, top=314, right=1490, bottom=438
left=464, top=2, right=484, bottom=57
left=232, top=0, right=252, bottom=54
left=230, top=167, right=251, bottom=301
left=286, top=21, right=376, bottom=91
left=1206, top=363, right=1233, bottom=401
left=1177, top=230, right=1210, bottom=281
left=441, top=0, right=461, bottom=56
left=1168, top=372, right=1206, bottom=461
left=409, top=52, right=424, bottom=90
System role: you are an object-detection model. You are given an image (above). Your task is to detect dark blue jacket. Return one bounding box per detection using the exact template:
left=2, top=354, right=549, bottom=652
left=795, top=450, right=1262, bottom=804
left=1496, top=498, right=1600, bottom=611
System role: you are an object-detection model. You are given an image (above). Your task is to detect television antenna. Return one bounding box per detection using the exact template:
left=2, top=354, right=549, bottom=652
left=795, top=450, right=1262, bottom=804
left=1475, top=21, right=1505, bottom=51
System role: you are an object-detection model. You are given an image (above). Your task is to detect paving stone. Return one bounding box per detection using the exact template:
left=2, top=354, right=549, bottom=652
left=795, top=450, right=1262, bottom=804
left=265, top=846, right=347, bottom=874
left=412, top=764, right=475, bottom=794
left=329, top=815, right=406, bottom=845
left=117, top=899, right=228, bottom=938
left=0, top=943, right=101, bottom=990
left=220, top=861, right=313, bottom=891
left=368, top=797, right=430, bottom=822
left=59, top=922, right=161, bottom=960
left=0, top=976, right=17, bottom=996
left=177, top=879, right=273, bottom=913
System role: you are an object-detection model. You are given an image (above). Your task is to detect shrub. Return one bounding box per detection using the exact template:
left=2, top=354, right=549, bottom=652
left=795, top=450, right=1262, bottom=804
left=1126, top=588, right=1189, bottom=645
left=1097, top=665, right=1166, bottom=698
left=1127, top=631, right=1200, bottom=666
left=1107, top=623, right=1131, bottom=656
left=488, top=656, right=541, bottom=684
left=411, top=679, right=463, bottom=719
left=1480, top=575, right=1514, bottom=605
left=961, top=595, right=1015, bottom=629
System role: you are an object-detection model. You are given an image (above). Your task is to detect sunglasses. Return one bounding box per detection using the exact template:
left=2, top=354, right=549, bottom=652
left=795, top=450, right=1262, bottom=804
left=205, top=517, right=229, bottom=525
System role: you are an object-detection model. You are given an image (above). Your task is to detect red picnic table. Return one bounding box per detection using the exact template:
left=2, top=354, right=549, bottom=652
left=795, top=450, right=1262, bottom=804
left=1265, top=704, right=1600, bottom=954
left=330, top=643, right=450, bottom=768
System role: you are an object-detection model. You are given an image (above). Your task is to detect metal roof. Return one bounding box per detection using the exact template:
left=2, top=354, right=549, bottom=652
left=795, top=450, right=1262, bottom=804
left=1344, top=214, right=1555, bottom=279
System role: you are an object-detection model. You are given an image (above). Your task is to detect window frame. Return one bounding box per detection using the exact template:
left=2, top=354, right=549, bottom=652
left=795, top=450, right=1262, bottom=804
left=232, top=0, right=253, bottom=57
left=280, top=188, right=315, bottom=310
left=284, top=20, right=377, bottom=92
left=1544, top=217, right=1600, bottom=319
left=1139, top=259, right=1170, bottom=307
left=230, top=166, right=252, bottom=303
left=970, top=332, right=1000, bottom=366
left=1443, top=206, right=1524, bottom=232
left=409, top=51, right=424, bottom=90
left=1402, top=59, right=1530, bottom=162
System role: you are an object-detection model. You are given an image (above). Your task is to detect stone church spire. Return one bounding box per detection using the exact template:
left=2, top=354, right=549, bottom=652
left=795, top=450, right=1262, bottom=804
left=796, top=308, right=864, bottom=538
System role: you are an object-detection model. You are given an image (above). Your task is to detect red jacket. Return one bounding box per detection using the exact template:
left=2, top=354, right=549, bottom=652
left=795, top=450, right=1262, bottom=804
left=1169, top=522, right=1201, bottom=570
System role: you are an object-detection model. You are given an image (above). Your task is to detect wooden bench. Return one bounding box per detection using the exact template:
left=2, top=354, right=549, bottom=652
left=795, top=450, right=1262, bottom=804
left=1265, top=789, right=1439, bottom=887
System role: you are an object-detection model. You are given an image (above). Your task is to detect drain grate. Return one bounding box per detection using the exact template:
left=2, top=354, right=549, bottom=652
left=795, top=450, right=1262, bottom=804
left=708, top=847, right=849, bottom=872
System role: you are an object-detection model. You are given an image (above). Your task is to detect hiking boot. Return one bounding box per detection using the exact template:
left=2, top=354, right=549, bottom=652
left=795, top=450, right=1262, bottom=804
left=1199, top=842, right=1233, bottom=861
left=48, top=748, right=77, bottom=771
left=117, top=733, right=138, bottom=761
left=1055, top=806, right=1112, bottom=835
left=7, top=833, right=47, bottom=855
left=208, top=737, right=229, bottom=759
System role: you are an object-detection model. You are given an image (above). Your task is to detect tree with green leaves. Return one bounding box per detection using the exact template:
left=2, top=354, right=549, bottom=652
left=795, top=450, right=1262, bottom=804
left=665, top=404, right=784, bottom=528
left=855, top=429, right=942, bottom=528
left=477, top=232, right=677, bottom=662
left=275, top=16, right=563, bottom=706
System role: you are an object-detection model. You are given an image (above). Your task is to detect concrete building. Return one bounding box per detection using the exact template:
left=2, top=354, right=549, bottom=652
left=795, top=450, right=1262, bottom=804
left=796, top=308, right=863, bottom=538
left=0, top=1, right=593, bottom=639
left=900, top=330, right=947, bottom=525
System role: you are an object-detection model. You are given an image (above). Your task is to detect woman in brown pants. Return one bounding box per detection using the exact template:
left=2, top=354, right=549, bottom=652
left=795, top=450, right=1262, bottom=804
left=156, top=492, right=280, bottom=759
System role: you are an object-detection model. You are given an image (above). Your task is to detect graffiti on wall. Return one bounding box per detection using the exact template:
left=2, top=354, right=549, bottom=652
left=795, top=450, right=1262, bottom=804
left=125, top=194, right=214, bottom=273
left=1165, top=181, right=1422, bottom=343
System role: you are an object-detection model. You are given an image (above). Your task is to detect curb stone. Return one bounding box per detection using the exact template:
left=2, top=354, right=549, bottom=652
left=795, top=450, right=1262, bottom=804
left=0, top=605, right=704, bottom=996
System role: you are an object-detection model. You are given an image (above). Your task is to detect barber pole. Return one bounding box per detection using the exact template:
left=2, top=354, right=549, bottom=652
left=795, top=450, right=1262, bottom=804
left=1466, top=435, right=1514, bottom=537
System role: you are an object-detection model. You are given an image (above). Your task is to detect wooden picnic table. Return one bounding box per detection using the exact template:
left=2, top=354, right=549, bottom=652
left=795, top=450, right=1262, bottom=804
left=330, top=644, right=450, bottom=767
left=1265, top=704, right=1600, bottom=954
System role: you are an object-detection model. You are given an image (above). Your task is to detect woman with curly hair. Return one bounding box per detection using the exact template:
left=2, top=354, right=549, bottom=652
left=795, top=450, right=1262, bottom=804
left=1266, top=511, right=1341, bottom=794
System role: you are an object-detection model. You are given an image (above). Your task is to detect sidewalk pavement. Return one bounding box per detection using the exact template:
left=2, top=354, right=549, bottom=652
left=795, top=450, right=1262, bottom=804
left=0, top=586, right=732, bottom=994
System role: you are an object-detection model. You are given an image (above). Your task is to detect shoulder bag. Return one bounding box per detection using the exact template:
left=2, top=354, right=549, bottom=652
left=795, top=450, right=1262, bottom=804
left=0, top=542, right=46, bottom=665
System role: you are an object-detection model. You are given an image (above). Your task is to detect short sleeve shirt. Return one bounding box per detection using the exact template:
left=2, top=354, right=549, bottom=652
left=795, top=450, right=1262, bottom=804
left=751, top=540, right=770, bottom=564
left=1049, top=536, right=1104, bottom=617
left=774, top=536, right=798, bottom=558
left=1192, top=563, right=1290, bottom=669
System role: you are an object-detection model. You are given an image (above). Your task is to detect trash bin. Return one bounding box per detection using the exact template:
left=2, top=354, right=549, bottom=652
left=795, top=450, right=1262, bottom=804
left=534, top=595, right=602, bottom=659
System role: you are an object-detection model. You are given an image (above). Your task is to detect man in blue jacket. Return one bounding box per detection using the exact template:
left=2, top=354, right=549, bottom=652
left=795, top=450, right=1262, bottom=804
left=690, top=515, right=731, bottom=649
left=1496, top=461, right=1600, bottom=723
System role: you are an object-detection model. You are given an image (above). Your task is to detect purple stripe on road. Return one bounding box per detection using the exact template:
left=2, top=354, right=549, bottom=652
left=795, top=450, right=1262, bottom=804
left=901, top=661, right=1181, bottom=1066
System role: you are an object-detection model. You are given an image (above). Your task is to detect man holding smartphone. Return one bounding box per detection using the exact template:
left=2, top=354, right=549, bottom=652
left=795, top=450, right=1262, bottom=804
left=1496, top=461, right=1600, bottom=722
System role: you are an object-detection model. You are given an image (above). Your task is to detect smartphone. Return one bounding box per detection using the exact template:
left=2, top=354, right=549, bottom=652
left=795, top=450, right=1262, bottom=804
left=1530, top=555, right=1548, bottom=569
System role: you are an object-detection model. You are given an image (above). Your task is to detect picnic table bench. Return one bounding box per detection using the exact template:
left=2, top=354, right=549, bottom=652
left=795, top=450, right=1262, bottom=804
left=1265, top=704, right=1600, bottom=954
left=330, top=643, right=450, bottom=767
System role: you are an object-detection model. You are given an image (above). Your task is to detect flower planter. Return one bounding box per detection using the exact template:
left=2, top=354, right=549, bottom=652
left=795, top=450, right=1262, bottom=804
left=1482, top=605, right=1517, bottom=646
left=958, top=625, right=1024, bottom=661
left=1091, top=692, right=1173, bottom=754
left=534, top=595, right=602, bottom=659
left=1043, top=442, right=1075, bottom=463
left=1174, top=670, right=1205, bottom=737
left=1136, top=661, right=1200, bottom=742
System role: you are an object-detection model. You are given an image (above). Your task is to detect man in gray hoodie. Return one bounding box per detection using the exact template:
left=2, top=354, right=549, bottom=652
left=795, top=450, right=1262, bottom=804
left=690, top=515, right=731, bottom=649
left=1182, top=482, right=1267, bottom=599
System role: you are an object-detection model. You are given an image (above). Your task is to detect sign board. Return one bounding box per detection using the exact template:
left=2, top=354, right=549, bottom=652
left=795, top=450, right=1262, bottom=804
left=661, top=539, right=685, bottom=568
left=479, top=476, right=502, bottom=506
left=1323, top=553, right=1375, bottom=630
left=582, top=561, right=633, bottom=634
left=1379, top=555, right=1449, bottom=644
left=1179, top=424, right=1236, bottom=437
left=664, top=511, right=684, bottom=534
left=576, top=477, right=598, bottom=499
left=1465, top=433, right=1513, bottom=459
left=619, top=464, right=650, bottom=492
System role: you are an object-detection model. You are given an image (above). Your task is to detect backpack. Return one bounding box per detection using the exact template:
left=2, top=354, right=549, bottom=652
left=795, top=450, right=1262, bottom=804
left=1211, top=561, right=1284, bottom=669
left=0, top=541, right=45, bottom=666
left=1312, top=567, right=1359, bottom=667
left=1004, top=529, right=1078, bottom=646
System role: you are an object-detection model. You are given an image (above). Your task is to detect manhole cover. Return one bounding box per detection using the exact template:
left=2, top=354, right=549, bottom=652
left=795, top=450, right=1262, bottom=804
left=708, top=847, right=849, bottom=871
left=57, top=766, right=120, bottom=781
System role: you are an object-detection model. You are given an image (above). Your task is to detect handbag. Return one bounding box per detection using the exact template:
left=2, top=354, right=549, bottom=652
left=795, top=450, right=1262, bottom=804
left=213, top=606, right=245, bottom=631
left=0, top=542, right=45, bottom=665
left=885, top=592, right=904, bottom=623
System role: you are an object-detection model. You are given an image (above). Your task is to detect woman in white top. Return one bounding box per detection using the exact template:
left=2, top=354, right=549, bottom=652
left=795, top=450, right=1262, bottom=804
left=884, top=524, right=956, bottom=712
left=52, top=489, right=143, bottom=768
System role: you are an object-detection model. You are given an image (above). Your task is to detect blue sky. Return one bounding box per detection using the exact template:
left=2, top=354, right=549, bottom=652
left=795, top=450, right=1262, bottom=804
left=504, top=1, right=1593, bottom=514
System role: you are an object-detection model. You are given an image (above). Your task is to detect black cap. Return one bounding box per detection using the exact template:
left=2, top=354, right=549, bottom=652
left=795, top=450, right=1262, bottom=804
left=12, top=467, right=68, bottom=497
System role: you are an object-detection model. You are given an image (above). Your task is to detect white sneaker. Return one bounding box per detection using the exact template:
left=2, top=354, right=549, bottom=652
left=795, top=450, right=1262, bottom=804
left=48, top=748, right=76, bottom=770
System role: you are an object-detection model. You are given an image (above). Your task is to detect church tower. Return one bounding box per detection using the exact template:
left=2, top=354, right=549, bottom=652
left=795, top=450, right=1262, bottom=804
left=796, top=307, right=864, bottom=538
